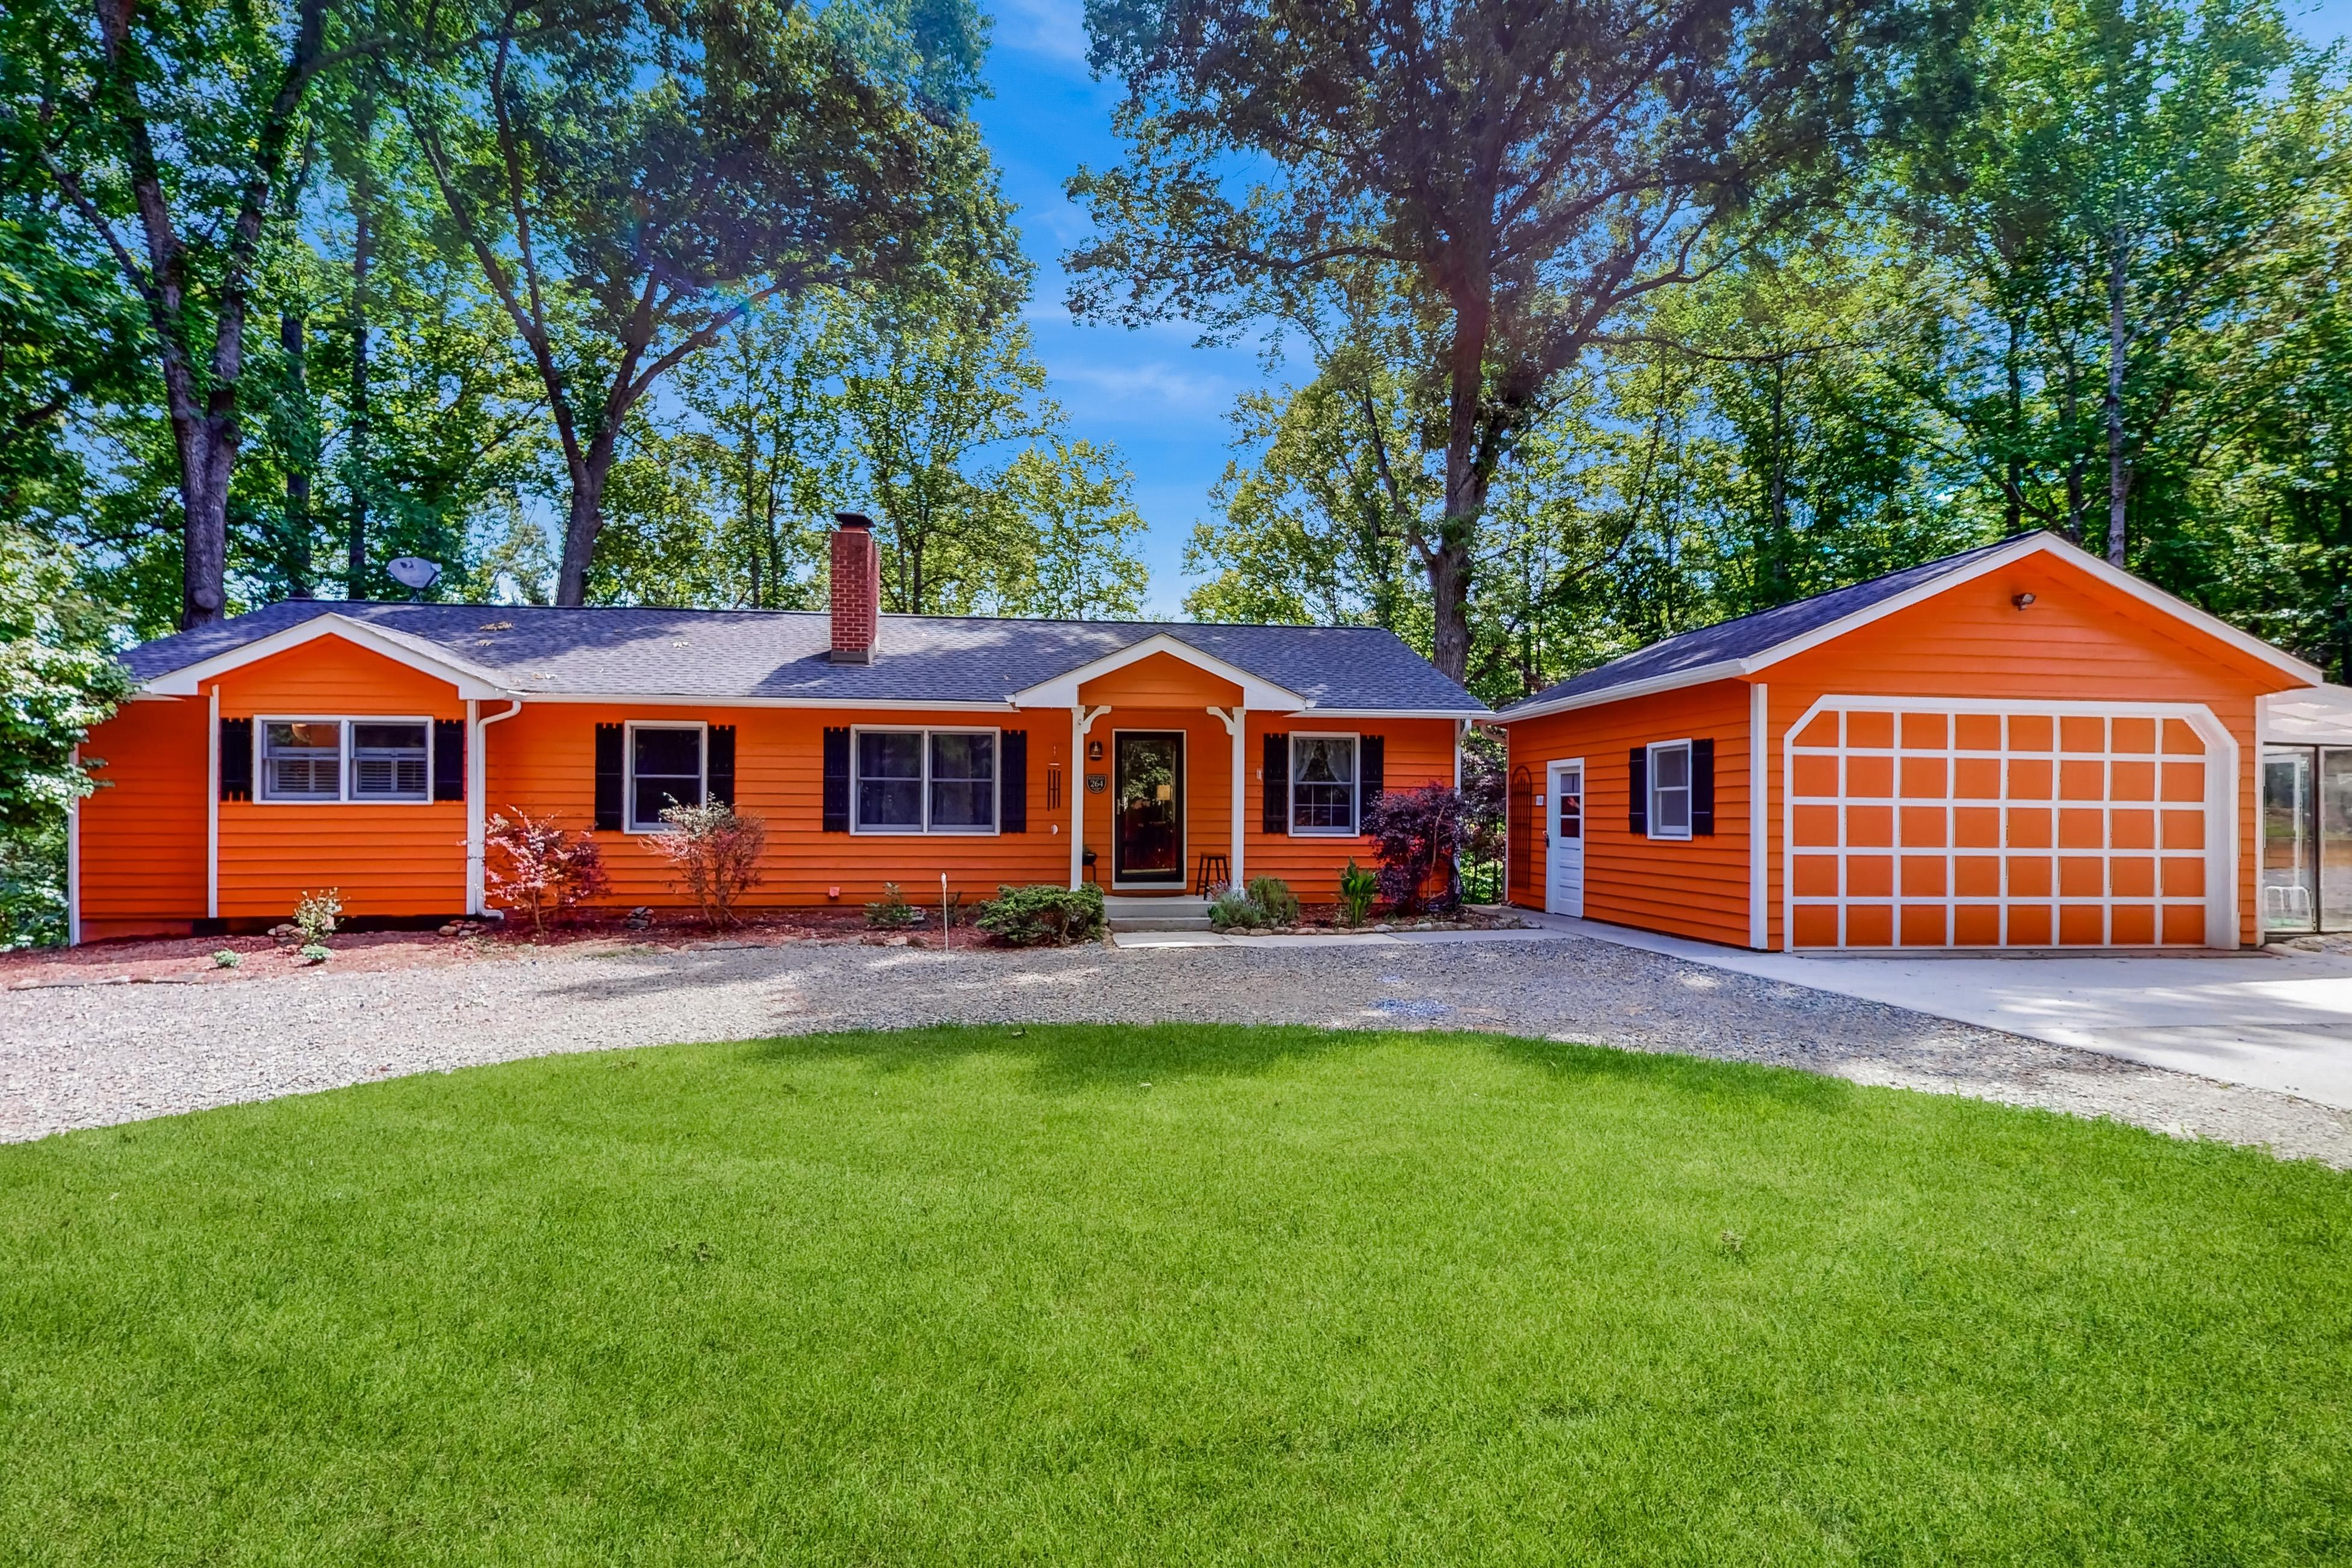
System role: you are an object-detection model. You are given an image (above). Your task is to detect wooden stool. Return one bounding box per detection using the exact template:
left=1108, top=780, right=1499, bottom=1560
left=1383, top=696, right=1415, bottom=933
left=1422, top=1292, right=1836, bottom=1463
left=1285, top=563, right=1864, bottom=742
left=1195, top=853, right=1230, bottom=895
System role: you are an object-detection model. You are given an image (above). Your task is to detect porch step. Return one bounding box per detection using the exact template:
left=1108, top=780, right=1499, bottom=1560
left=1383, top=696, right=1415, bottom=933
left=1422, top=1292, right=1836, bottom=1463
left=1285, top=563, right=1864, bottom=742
left=1103, top=894, right=1213, bottom=933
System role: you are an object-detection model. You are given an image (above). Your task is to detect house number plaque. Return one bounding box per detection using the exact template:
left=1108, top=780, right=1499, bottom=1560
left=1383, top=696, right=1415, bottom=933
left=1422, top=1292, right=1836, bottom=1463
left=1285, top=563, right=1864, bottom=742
left=1086, top=773, right=1108, bottom=794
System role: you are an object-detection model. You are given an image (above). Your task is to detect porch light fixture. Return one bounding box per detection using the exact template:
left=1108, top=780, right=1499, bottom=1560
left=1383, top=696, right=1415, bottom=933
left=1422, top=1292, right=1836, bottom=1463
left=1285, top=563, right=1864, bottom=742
left=2013, top=593, right=2036, bottom=609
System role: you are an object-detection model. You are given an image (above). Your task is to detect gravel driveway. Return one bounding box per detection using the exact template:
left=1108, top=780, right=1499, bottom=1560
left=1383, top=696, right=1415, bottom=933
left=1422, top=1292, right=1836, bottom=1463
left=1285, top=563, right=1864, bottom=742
left=7, top=932, right=2348, bottom=1165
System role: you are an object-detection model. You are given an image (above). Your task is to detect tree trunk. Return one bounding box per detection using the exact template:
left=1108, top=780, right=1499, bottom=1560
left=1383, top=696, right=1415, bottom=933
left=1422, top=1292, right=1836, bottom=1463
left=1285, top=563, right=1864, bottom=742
left=2004, top=313, right=2023, bottom=534
left=2104, top=231, right=2130, bottom=568
left=1431, top=290, right=1493, bottom=685
left=347, top=113, right=372, bottom=597
left=281, top=312, right=313, bottom=597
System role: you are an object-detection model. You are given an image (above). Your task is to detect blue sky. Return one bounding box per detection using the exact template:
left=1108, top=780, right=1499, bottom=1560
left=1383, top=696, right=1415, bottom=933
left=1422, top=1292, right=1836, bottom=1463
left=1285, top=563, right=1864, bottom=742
left=972, top=0, right=2352, bottom=618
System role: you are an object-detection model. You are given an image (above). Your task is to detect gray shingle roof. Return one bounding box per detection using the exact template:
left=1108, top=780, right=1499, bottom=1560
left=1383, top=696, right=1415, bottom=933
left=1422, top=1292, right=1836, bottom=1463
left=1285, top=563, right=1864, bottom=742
left=1499, top=535, right=2033, bottom=714
left=123, top=601, right=1487, bottom=715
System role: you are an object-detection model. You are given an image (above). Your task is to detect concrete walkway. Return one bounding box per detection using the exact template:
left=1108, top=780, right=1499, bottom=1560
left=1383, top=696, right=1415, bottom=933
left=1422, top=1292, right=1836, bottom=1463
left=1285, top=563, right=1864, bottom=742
left=1520, top=912, right=2352, bottom=1109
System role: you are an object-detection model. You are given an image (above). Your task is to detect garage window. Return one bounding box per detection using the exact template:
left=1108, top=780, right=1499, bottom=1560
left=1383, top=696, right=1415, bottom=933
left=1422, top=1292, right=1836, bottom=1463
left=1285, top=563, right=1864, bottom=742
left=1647, top=741, right=1693, bottom=839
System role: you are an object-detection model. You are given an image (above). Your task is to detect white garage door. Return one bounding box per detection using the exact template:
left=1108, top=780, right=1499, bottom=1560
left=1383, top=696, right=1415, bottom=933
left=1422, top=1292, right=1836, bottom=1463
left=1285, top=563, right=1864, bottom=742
left=1784, top=699, right=2232, bottom=950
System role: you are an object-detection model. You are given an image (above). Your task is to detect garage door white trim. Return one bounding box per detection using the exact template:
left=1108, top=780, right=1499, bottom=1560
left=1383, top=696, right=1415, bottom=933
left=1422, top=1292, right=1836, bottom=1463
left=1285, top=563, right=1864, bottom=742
left=1781, top=695, right=2238, bottom=951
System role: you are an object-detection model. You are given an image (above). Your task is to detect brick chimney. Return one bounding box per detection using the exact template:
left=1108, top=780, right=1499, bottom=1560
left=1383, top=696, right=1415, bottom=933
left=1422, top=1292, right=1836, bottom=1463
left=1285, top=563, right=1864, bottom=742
left=829, top=512, right=881, bottom=664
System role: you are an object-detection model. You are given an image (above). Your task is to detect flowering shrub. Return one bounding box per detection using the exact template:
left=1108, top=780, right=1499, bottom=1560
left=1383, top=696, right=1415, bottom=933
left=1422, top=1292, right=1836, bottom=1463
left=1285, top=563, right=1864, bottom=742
left=650, top=801, right=767, bottom=931
left=1361, top=784, right=1469, bottom=915
left=485, top=812, right=608, bottom=935
left=294, top=888, right=342, bottom=945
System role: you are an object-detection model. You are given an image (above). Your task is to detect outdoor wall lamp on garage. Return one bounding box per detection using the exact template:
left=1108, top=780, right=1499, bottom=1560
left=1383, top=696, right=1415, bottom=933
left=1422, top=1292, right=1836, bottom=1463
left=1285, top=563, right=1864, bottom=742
left=2013, top=593, right=2036, bottom=609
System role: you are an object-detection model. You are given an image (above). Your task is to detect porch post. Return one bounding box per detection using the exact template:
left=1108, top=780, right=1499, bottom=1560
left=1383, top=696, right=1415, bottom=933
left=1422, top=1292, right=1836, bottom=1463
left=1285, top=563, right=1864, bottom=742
left=206, top=684, right=219, bottom=921
left=1210, top=706, right=1244, bottom=891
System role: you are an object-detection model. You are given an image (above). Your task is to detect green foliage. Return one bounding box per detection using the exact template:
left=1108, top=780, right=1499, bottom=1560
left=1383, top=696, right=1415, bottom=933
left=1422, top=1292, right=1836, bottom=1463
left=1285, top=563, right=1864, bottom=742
left=865, top=883, right=922, bottom=929
left=973, top=883, right=1105, bottom=946
left=0, top=528, right=130, bottom=838
left=1245, top=876, right=1300, bottom=925
left=297, top=943, right=332, bottom=965
left=211, top=950, right=242, bottom=969
left=1338, top=859, right=1378, bottom=928
left=0, top=820, right=66, bottom=950
left=2, top=1027, right=2347, bottom=1559
left=1207, top=887, right=1267, bottom=930
left=293, top=890, right=343, bottom=946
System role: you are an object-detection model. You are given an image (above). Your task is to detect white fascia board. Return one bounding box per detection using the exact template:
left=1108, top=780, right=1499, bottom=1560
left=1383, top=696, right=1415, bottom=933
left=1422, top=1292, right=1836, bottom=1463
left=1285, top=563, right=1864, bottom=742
left=1740, top=534, right=2323, bottom=685
left=1491, top=661, right=1749, bottom=723
left=1284, top=706, right=1492, bottom=721
left=1007, top=632, right=1307, bottom=711
left=143, top=614, right=514, bottom=700
left=523, top=692, right=1017, bottom=711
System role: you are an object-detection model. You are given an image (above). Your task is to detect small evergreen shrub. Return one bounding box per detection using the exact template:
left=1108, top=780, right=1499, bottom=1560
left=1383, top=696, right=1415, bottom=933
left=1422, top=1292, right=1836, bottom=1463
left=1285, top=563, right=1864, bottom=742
left=975, top=884, right=1104, bottom=946
left=865, top=883, right=922, bottom=929
left=298, top=944, right=331, bottom=964
left=1209, top=888, right=1266, bottom=930
left=1245, top=876, right=1299, bottom=924
left=211, top=949, right=240, bottom=969
left=1339, top=859, right=1379, bottom=927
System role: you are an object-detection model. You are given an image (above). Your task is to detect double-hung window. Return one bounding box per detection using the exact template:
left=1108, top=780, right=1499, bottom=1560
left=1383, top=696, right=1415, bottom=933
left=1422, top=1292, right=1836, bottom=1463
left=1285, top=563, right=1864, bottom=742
left=1290, top=734, right=1360, bottom=835
left=854, top=729, right=996, bottom=833
left=627, top=724, right=706, bottom=830
left=1647, top=739, right=1693, bottom=839
left=260, top=719, right=429, bottom=803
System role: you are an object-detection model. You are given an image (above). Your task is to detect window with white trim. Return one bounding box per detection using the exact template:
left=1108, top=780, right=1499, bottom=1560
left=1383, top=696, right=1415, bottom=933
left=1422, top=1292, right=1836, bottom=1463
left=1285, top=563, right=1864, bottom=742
left=1649, top=739, right=1693, bottom=839
left=854, top=729, right=997, bottom=833
left=627, top=724, right=706, bottom=830
left=260, top=719, right=429, bottom=803
left=1290, top=733, right=1359, bottom=835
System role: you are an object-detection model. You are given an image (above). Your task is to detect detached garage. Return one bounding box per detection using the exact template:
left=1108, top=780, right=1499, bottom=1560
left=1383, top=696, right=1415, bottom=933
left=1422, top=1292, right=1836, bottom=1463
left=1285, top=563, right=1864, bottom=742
left=1492, top=532, right=2322, bottom=951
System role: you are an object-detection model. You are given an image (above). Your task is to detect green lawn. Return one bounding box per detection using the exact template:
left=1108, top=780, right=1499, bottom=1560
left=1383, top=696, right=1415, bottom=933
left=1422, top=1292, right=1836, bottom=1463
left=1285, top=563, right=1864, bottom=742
left=2, top=1026, right=2347, bottom=1566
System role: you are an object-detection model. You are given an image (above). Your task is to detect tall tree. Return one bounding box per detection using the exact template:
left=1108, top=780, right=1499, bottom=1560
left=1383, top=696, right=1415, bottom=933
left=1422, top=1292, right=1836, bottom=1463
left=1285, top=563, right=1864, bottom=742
left=1068, top=0, right=1922, bottom=679
left=396, top=0, right=1013, bottom=605
left=7, top=0, right=340, bottom=626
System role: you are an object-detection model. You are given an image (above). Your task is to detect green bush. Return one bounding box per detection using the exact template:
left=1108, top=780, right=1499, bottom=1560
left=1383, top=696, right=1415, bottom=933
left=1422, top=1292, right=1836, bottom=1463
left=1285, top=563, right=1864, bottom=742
left=974, top=884, right=1104, bottom=946
left=293, top=889, right=342, bottom=945
left=1246, top=876, right=1299, bottom=924
left=1209, top=888, right=1265, bottom=931
left=1339, top=860, right=1378, bottom=927
left=865, top=883, right=921, bottom=929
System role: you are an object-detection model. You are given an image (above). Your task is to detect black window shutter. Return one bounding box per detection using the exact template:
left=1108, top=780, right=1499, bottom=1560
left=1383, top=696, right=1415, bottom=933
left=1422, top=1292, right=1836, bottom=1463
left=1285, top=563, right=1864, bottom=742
left=1000, top=729, right=1027, bottom=833
left=219, top=717, right=253, bottom=801
left=822, top=726, right=850, bottom=833
left=707, top=724, right=736, bottom=808
left=1628, top=747, right=1649, bottom=836
left=594, top=723, right=624, bottom=831
left=433, top=720, right=465, bottom=801
left=1360, top=735, right=1384, bottom=810
left=1691, top=738, right=1716, bottom=836
left=1262, top=732, right=1288, bottom=835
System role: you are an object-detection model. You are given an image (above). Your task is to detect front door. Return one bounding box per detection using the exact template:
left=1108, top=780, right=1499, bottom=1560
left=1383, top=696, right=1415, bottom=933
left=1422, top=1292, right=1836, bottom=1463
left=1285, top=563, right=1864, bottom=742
left=1114, top=732, right=1184, bottom=886
left=1546, top=760, right=1585, bottom=916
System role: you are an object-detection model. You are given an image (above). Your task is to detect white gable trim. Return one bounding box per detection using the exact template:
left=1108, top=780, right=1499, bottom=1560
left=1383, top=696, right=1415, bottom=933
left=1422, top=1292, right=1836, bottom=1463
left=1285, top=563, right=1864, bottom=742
left=1008, top=632, right=1308, bottom=711
left=142, top=614, right=515, bottom=700
left=1497, top=535, right=2319, bottom=724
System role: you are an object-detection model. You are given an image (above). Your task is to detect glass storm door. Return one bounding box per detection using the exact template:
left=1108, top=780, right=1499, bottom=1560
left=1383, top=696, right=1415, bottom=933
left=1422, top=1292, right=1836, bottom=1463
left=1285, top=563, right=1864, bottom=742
left=1113, top=732, right=1184, bottom=885
left=2264, top=747, right=2316, bottom=932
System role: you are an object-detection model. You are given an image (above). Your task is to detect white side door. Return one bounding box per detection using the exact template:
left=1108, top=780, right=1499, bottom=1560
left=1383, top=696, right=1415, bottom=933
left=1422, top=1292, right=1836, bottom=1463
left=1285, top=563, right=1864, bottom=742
left=1546, top=760, right=1585, bottom=917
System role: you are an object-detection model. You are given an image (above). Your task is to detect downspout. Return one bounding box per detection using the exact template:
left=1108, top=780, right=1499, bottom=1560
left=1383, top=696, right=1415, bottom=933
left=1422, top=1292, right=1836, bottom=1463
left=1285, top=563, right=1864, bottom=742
left=470, top=699, right=523, bottom=915
left=1749, top=683, right=1769, bottom=951
left=66, top=744, right=81, bottom=946
left=207, top=685, right=220, bottom=921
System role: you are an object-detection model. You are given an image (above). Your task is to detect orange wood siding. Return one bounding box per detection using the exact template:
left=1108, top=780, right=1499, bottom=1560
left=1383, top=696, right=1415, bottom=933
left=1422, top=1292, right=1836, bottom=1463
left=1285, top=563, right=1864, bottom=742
left=485, top=702, right=1068, bottom=909
left=211, top=636, right=469, bottom=919
left=1761, top=556, right=2282, bottom=949
left=1497, top=550, right=2300, bottom=950
left=78, top=697, right=209, bottom=935
left=1243, top=713, right=1458, bottom=903
left=1501, top=680, right=1754, bottom=946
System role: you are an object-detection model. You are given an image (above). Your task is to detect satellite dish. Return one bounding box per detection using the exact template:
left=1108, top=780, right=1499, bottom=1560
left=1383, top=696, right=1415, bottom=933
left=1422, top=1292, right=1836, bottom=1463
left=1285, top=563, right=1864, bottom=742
left=386, top=556, right=441, bottom=599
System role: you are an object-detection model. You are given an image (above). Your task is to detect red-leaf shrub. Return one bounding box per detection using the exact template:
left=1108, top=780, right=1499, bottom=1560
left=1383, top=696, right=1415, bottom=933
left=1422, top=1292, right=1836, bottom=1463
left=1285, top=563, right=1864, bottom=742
left=1361, top=783, right=1469, bottom=915
left=484, top=811, right=609, bottom=935
left=650, top=801, right=768, bottom=931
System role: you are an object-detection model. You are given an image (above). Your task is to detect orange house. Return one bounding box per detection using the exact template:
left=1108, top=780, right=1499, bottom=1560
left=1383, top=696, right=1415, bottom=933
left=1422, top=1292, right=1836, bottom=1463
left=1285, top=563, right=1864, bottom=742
left=1491, top=532, right=2325, bottom=952
left=71, top=518, right=1483, bottom=941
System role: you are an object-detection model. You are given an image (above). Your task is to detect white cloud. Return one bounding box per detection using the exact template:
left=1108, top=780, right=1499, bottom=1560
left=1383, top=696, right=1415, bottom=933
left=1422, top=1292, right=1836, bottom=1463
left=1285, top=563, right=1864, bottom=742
left=1050, top=359, right=1238, bottom=414
left=992, top=0, right=1090, bottom=65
